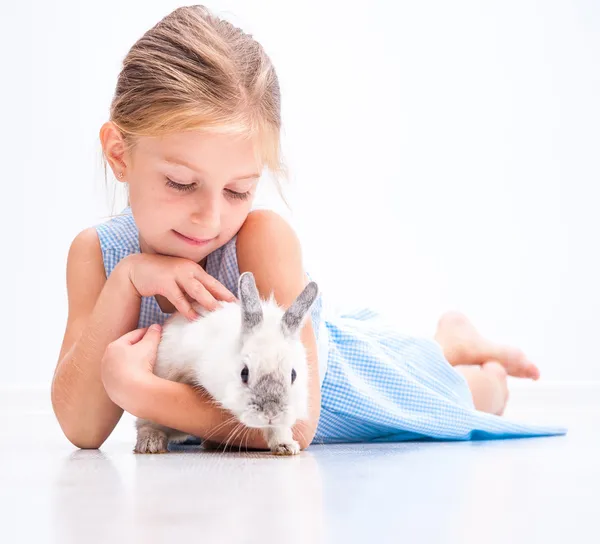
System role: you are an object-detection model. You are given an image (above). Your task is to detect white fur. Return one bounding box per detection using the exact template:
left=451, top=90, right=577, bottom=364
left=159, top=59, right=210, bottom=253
left=134, top=289, right=313, bottom=455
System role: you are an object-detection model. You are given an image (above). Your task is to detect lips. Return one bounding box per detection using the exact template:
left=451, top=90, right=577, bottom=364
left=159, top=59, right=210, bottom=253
left=173, top=230, right=215, bottom=246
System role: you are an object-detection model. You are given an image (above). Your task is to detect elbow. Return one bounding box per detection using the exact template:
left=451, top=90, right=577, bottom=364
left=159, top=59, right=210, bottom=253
left=61, top=423, right=110, bottom=450
left=67, top=436, right=105, bottom=450
left=298, top=435, right=314, bottom=451
left=55, top=419, right=108, bottom=450
left=298, top=439, right=311, bottom=451
left=56, top=414, right=110, bottom=449
left=51, top=394, right=109, bottom=450
left=296, top=422, right=317, bottom=451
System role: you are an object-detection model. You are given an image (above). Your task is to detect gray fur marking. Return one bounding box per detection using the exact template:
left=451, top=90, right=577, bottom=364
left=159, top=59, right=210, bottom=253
left=254, top=373, right=287, bottom=418
left=239, top=272, right=263, bottom=333
left=281, top=281, right=319, bottom=336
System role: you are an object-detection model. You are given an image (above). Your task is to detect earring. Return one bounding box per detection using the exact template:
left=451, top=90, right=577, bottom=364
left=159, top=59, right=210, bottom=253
left=118, top=172, right=124, bottom=180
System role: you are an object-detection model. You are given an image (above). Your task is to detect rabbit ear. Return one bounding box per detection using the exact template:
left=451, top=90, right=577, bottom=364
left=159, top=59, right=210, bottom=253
left=239, top=272, right=263, bottom=334
left=281, top=281, right=319, bottom=336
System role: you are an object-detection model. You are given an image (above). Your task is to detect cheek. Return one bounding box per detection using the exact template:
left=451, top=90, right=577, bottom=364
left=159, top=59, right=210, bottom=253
left=129, top=179, right=167, bottom=221
left=220, top=205, right=252, bottom=235
left=131, top=186, right=190, bottom=230
left=222, top=382, right=249, bottom=414
left=290, top=388, right=309, bottom=421
left=293, top=367, right=310, bottom=398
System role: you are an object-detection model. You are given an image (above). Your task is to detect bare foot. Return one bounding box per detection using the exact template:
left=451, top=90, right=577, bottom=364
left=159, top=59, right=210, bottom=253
left=457, top=362, right=509, bottom=415
left=434, top=311, right=540, bottom=380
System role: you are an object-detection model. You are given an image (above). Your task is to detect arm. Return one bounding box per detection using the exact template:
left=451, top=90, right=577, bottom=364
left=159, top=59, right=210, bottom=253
left=237, top=210, right=321, bottom=447
left=120, top=210, right=321, bottom=450
left=51, top=229, right=142, bottom=449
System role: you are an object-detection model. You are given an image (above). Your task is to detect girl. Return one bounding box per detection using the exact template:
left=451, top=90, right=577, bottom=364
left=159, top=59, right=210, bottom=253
left=51, top=5, right=564, bottom=451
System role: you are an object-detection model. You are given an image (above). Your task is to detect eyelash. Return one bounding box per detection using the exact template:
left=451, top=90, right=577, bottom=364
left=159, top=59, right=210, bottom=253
left=166, top=179, right=251, bottom=200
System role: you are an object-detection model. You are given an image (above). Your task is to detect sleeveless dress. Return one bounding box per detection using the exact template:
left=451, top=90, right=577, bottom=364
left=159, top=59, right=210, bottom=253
left=95, top=208, right=566, bottom=444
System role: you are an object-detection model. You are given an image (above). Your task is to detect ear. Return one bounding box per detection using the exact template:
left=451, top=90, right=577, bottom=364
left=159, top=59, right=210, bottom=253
left=239, top=272, right=263, bottom=334
left=281, top=281, right=319, bottom=337
left=99, top=121, right=129, bottom=182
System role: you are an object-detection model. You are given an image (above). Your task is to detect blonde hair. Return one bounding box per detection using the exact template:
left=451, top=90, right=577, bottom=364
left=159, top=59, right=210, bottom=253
left=102, top=5, right=287, bottom=203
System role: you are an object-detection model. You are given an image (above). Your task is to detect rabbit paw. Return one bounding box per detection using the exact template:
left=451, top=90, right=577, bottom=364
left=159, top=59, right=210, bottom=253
left=134, top=428, right=169, bottom=454
left=264, top=427, right=301, bottom=456
left=272, top=440, right=301, bottom=456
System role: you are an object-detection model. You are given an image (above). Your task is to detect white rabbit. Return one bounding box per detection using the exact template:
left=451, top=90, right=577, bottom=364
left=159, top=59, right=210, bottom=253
left=134, top=271, right=319, bottom=456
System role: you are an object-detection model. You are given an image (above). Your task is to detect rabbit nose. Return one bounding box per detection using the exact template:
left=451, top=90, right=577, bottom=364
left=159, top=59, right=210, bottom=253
left=265, top=413, right=278, bottom=426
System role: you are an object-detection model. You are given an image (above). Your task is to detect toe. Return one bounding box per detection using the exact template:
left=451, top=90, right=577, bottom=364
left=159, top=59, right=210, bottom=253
left=523, top=360, right=540, bottom=380
left=486, top=344, right=540, bottom=379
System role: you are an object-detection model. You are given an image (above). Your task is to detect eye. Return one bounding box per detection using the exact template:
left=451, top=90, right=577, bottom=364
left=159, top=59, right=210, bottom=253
left=241, top=365, right=249, bottom=384
left=166, top=178, right=196, bottom=192
left=225, top=189, right=251, bottom=201
left=291, top=368, right=297, bottom=384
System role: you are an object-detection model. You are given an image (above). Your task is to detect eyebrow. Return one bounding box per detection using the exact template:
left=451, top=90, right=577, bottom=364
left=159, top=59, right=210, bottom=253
left=163, top=158, right=260, bottom=182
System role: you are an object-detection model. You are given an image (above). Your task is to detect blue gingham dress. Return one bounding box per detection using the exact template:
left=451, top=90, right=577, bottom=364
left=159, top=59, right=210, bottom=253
left=95, top=208, right=566, bottom=444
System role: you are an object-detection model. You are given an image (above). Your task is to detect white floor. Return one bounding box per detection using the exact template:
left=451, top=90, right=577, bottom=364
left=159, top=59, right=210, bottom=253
left=0, top=383, right=597, bottom=544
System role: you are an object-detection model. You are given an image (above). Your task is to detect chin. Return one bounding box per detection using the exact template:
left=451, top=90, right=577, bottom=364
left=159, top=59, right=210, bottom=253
left=156, top=243, right=207, bottom=262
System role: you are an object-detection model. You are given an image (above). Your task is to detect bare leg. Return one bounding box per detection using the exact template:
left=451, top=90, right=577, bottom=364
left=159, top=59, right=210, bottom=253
left=433, top=311, right=538, bottom=415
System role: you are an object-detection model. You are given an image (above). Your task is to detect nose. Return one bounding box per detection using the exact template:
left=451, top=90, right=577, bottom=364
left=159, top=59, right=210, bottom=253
left=266, top=414, right=280, bottom=426
left=190, top=195, right=220, bottom=234
left=263, top=400, right=283, bottom=426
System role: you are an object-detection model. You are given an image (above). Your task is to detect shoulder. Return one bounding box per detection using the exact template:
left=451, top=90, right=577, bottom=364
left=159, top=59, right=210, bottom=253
left=236, top=210, right=304, bottom=303
left=237, top=209, right=299, bottom=244
left=94, top=210, right=139, bottom=253
left=60, top=228, right=107, bottom=345
left=236, top=209, right=302, bottom=263
left=66, top=227, right=107, bottom=288
left=68, top=227, right=104, bottom=268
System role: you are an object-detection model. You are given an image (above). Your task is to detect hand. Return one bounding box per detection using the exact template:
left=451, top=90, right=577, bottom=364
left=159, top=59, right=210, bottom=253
left=124, top=253, right=237, bottom=320
left=101, top=325, right=163, bottom=412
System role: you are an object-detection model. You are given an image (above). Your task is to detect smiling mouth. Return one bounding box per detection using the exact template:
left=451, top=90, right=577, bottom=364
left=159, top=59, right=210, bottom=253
left=173, top=230, right=215, bottom=246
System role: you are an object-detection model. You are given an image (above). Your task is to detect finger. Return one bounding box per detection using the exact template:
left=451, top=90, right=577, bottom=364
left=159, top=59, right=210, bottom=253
left=183, top=278, right=220, bottom=312
left=166, top=284, right=199, bottom=321
left=193, top=269, right=237, bottom=302
left=119, top=327, right=150, bottom=345
left=140, top=323, right=162, bottom=344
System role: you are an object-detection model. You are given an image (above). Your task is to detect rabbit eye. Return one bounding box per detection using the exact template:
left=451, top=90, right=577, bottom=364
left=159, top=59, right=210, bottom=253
left=291, top=368, right=297, bottom=384
left=241, top=365, right=249, bottom=384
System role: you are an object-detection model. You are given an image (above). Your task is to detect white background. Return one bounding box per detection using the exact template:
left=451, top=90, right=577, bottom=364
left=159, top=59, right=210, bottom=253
left=0, top=0, right=598, bottom=386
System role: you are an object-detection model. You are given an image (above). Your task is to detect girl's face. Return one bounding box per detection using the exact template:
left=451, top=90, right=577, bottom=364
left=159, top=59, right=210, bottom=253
left=121, top=130, right=261, bottom=262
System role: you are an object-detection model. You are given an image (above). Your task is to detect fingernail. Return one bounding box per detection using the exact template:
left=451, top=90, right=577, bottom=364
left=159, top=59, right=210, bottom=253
left=150, top=324, right=161, bottom=332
